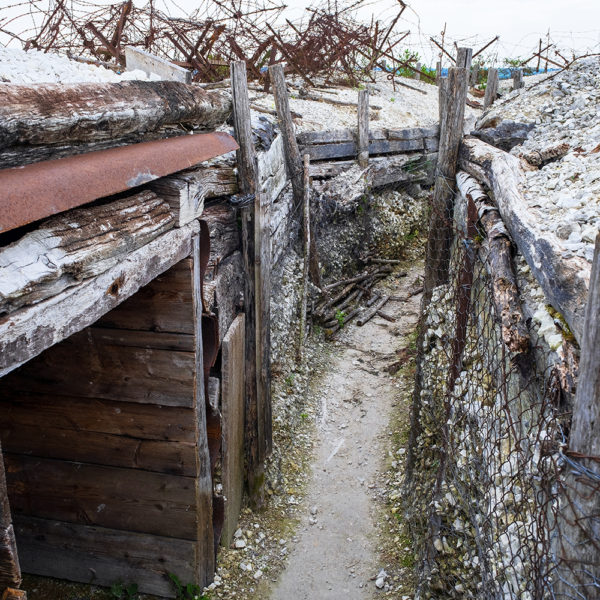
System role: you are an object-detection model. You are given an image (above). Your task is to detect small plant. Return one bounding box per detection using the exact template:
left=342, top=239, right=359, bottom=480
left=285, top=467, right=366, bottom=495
left=335, top=309, right=346, bottom=328
left=168, top=573, right=207, bottom=600
left=389, top=97, right=395, bottom=103
left=110, top=582, right=138, bottom=600
left=300, top=412, right=308, bottom=420
left=284, top=373, right=295, bottom=388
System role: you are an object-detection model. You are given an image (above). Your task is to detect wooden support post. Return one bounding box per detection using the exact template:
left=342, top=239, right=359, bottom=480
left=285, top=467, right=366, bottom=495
left=269, top=63, right=303, bottom=201
left=456, top=47, right=473, bottom=70
left=483, top=67, right=499, bottom=109
left=192, top=233, right=215, bottom=587
left=512, top=68, right=524, bottom=90
left=270, top=62, right=321, bottom=288
left=298, top=154, right=311, bottom=361
left=357, top=89, right=370, bottom=169
left=436, top=60, right=442, bottom=85
left=470, top=63, right=479, bottom=87
left=230, top=61, right=271, bottom=505
left=425, top=66, right=468, bottom=296
left=0, top=441, right=22, bottom=593
left=415, top=62, right=422, bottom=80
left=558, top=234, right=600, bottom=591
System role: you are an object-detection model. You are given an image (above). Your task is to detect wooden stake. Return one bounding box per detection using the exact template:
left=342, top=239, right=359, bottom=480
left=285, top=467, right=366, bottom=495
left=298, top=154, right=311, bottom=361
left=456, top=47, right=472, bottom=70
left=512, top=68, right=524, bottom=90
left=435, top=60, right=442, bottom=85
left=415, top=62, right=422, bottom=80
left=483, top=67, right=498, bottom=109
left=357, top=89, right=370, bottom=168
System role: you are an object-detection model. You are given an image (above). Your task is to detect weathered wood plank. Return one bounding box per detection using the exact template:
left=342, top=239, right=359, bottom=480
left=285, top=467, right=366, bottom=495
left=300, top=137, right=432, bottom=161
left=2, top=330, right=195, bottom=407
left=211, top=252, right=244, bottom=345
left=296, top=126, right=438, bottom=145
left=221, top=315, right=245, bottom=546
left=4, top=454, right=197, bottom=539
left=0, top=192, right=173, bottom=315
left=459, top=137, right=590, bottom=343
left=14, top=515, right=195, bottom=598
left=0, top=222, right=198, bottom=377
left=0, top=81, right=230, bottom=149
left=512, top=68, right=524, bottom=90
left=484, top=67, right=499, bottom=109
left=0, top=393, right=196, bottom=443
left=149, top=166, right=237, bottom=227
left=191, top=233, right=215, bottom=585
left=125, top=46, right=191, bottom=83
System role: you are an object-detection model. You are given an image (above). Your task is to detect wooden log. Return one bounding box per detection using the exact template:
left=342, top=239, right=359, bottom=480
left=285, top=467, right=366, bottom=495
left=0, top=442, right=21, bottom=591
left=191, top=232, right=215, bottom=585
left=14, top=515, right=195, bottom=598
left=221, top=315, right=245, bottom=546
left=456, top=47, right=473, bottom=70
left=269, top=64, right=303, bottom=201
left=0, top=191, right=173, bottom=315
left=436, top=60, right=442, bottom=85
left=456, top=171, right=529, bottom=354
left=483, top=67, right=499, bottom=109
left=558, top=234, right=600, bottom=591
left=2, top=589, right=26, bottom=600
left=210, top=252, right=244, bottom=345
left=415, top=62, right=422, bottom=80
left=125, top=46, right=191, bottom=83
left=0, top=222, right=198, bottom=377
left=512, top=68, right=524, bottom=90
left=0, top=81, right=231, bottom=149
left=4, top=454, right=197, bottom=539
left=376, top=310, right=396, bottom=322
left=357, top=90, right=370, bottom=169
left=149, top=166, right=238, bottom=227
left=459, top=137, right=590, bottom=343
left=424, top=67, right=468, bottom=296
left=357, top=294, right=390, bottom=326
left=297, top=126, right=438, bottom=146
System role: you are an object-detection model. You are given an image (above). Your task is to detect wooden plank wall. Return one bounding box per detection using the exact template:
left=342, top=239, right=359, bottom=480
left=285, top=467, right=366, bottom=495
left=0, top=441, right=20, bottom=594
left=0, top=258, right=211, bottom=598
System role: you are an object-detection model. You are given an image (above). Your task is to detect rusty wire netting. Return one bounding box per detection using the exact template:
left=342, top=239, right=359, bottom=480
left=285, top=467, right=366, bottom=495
left=0, top=0, right=423, bottom=85
left=404, top=186, right=598, bottom=599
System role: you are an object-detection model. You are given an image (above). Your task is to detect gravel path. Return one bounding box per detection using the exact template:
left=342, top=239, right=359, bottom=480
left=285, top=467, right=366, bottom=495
left=271, top=266, right=422, bottom=600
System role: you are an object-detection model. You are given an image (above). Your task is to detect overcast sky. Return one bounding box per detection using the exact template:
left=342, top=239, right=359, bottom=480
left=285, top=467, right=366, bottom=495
left=1, top=0, right=599, bottom=65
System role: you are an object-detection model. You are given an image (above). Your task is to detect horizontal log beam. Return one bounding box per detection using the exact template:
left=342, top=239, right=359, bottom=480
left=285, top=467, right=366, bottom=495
left=459, top=137, right=590, bottom=343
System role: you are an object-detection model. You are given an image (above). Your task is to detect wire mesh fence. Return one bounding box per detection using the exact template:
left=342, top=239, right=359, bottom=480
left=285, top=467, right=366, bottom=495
left=404, top=188, right=599, bottom=599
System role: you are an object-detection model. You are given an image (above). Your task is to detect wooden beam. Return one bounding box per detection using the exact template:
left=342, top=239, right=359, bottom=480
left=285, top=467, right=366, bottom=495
left=298, top=154, right=311, bottom=360
left=0, top=441, right=21, bottom=592
left=484, top=67, right=499, bottom=109
left=357, top=89, right=370, bottom=169
left=0, top=221, right=199, bottom=377
left=125, top=46, right=191, bottom=83
left=459, top=137, right=590, bottom=343
left=512, top=68, right=524, bottom=90
left=0, top=81, right=231, bottom=149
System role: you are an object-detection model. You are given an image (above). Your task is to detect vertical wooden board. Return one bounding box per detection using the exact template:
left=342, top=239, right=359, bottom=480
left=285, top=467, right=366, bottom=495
left=221, top=315, right=245, bottom=546
left=14, top=516, right=195, bottom=598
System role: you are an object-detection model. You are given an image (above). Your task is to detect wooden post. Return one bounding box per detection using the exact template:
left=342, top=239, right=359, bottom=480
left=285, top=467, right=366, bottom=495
left=270, top=62, right=321, bottom=288
left=536, top=38, right=542, bottom=72
left=436, top=60, right=442, bottom=85
left=357, top=89, right=370, bottom=169
left=483, top=67, right=498, bottom=109
left=425, top=66, right=468, bottom=296
left=298, top=154, right=311, bottom=361
left=558, top=234, right=600, bottom=591
left=269, top=63, right=303, bottom=201
left=470, top=62, right=479, bottom=87
left=415, top=62, right=422, bottom=80
left=230, top=61, right=271, bottom=505
left=0, top=441, right=21, bottom=595
left=512, top=68, right=524, bottom=90
left=456, top=47, right=472, bottom=70
left=192, top=232, right=215, bottom=586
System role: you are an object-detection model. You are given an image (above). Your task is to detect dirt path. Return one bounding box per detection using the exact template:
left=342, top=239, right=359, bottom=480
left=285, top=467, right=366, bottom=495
left=271, top=265, right=422, bottom=600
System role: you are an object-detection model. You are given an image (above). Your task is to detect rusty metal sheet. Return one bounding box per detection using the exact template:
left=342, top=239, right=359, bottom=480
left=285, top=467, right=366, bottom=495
left=0, top=132, right=238, bottom=234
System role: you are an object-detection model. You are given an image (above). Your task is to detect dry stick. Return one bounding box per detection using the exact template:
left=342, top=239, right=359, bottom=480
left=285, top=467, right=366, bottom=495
left=298, top=153, right=311, bottom=362
left=369, top=258, right=405, bottom=265
left=389, top=285, right=424, bottom=302
left=357, top=89, right=370, bottom=169
left=471, top=35, right=499, bottom=59
left=357, top=294, right=390, bottom=326
left=376, top=310, right=396, bottom=322
left=431, top=37, right=456, bottom=63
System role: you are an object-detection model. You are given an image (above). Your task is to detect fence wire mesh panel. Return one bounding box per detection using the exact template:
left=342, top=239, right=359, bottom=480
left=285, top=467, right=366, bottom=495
left=404, top=190, right=599, bottom=600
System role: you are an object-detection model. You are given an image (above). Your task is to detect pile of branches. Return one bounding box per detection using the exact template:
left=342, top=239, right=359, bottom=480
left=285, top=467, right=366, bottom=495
left=0, top=0, right=424, bottom=86
left=311, top=257, right=422, bottom=334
